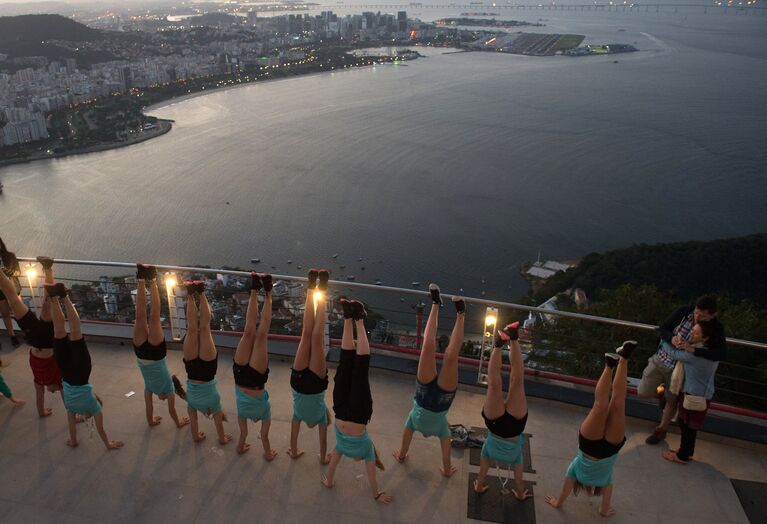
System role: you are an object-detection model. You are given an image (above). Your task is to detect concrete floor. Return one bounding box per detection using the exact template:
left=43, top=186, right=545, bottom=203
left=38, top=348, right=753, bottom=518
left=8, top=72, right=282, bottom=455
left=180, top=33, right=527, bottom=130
left=0, top=336, right=765, bottom=524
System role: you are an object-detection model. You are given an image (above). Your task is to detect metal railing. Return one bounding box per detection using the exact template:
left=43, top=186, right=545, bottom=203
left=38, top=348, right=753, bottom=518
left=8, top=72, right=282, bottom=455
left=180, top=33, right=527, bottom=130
left=11, top=256, right=767, bottom=417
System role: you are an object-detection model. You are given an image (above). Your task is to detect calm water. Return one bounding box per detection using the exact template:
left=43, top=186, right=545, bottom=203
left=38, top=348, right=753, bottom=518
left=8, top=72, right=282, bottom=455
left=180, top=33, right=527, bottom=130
left=1, top=6, right=766, bottom=301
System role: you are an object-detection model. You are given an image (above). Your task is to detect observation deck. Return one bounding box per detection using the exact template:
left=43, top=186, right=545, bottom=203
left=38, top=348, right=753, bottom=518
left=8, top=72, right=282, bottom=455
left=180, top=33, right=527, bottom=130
left=1, top=258, right=766, bottom=524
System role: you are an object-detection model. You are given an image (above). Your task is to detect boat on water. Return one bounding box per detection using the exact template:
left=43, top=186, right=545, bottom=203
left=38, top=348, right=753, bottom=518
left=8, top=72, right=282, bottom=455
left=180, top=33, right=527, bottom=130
left=251, top=258, right=261, bottom=263
left=347, top=275, right=356, bottom=281
left=411, top=281, right=421, bottom=287
left=375, top=279, right=383, bottom=286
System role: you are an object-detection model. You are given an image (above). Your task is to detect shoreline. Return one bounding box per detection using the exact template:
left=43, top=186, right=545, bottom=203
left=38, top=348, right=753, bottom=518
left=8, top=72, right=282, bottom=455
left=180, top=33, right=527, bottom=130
left=0, top=120, right=172, bottom=168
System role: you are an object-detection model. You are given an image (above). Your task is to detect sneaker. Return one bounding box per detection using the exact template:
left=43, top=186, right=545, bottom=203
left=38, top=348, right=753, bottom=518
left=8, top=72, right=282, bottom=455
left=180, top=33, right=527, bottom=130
left=429, top=283, right=441, bottom=305
left=37, top=256, right=54, bottom=270
left=340, top=298, right=353, bottom=319
left=172, top=375, right=187, bottom=400
left=194, top=280, right=206, bottom=294
left=493, top=331, right=505, bottom=348
left=250, top=272, right=262, bottom=291
left=136, top=263, right=156, bottom=280
left=616, top=340, right=637, bottom=360
left=645, top=428, right=667, bottom=445
left=502, top=322, right=520, bottom=341
left=452, top=295, right=465, bottom=314
left=259, top=273, right=273, bottom=294
left=317, top=269, right=330, bottom=291
left=183, top=281, right=197, bottom=296
left=605, top=353, right=620, bottom=369
left=351, top=300, right=367, bottom=321
left=307, top=269, right=319, bottom=289
left=10, top=336, right=20, bottom=348
left=54, top=283, right=67, bottom=297
left=2, top=252, right=20, bottom=276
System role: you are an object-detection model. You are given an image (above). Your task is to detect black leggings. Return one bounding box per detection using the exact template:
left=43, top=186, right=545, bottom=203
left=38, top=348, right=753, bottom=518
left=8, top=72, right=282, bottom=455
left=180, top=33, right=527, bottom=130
left=332, top=350, right=373, bottom=425
left=677, top=420, right=697, bottom=461
left=53, top=337, right=91, bottom=386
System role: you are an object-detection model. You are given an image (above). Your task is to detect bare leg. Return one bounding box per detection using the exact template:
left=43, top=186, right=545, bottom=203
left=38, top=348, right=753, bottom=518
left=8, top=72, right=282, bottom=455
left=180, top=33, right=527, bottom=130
left=355, top=318, right=370, bottom=355
left=94, top=411, right=124, bottom=450
left=234, top=290, right=259, bottom=366
left=62, top=297, right=81, bottom=341
left=49, top=296, right=67, bottom=339
left=417, top=304, right=439, bottom=383
left=604, top=357, right=628, bottom=444
left=145, top=391, right=161, bottom=426
left=483, top=347, right=506, bottom=420
left=166, top=394, right=188, bottom=427
left=133, top=280, right=149, bottom=346
left=0, top=272, right=28, bottom=319
left=437, top=311, right=464, bottom=391
left=394, top=427, right=414, bottom=462
left=342, top=317, right=354, bottom=350
left=287, top=419, right=304, bottom=458
left=147, top=278, right=164, bottom=346
left=293, top=291, right=314, bottom=370
left=474, top=456, right=492, bottom=493
left=658, top=401, right=677, bottom=432
left=308, top=295, right=327, bottom=377
left=40, top=267, right=53, bottom=321
left=189, top=407, right=205, bottom=442
left=35, top=382, right=52, bottom=417
left=579, top=365, right=613, bottom=441
left=66, top=412, right=78, bottom=447
left=183, top=295, right=199, bottom=361
left=260, top=420, right=277, bottom=461
left=250, top=292, right=271, bottom=373
left=198, top=292, right=216, bottom=361
left=505, top=340, right=527, bottom=419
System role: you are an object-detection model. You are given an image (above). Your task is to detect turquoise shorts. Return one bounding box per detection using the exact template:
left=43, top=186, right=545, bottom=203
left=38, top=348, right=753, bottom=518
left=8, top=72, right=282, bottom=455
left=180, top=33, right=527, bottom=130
left=292, top=387, right=327, bottom=426
left=334, top=424, right=376, bottom=462
left=566, top=449, right=619, bottom=487
left=481, top=431, right=525, bottom=466
left=187, top=379, right=222, bottom=415
left=63, top=381, right=102, bottom=416
left=236, top=386, right=271, bottom=421
left=137, top=358, right=174, bottom=396
left=405, top=398, right=450, bottom=439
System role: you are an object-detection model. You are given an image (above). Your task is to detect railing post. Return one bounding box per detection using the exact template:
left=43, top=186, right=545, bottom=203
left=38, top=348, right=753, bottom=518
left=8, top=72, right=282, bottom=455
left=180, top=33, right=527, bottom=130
left=415, top=301, right=424, bottom=349
left=164, top=273, right=181, bottom=341
left=477, top=306, right=498, bottom=384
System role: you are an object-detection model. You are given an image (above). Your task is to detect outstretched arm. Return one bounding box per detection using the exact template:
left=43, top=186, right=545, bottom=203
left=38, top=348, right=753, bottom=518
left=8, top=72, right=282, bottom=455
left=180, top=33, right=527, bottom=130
left=440, top=437, right=456, bottom=477
left=366, top=460, right=394, bottom=503
left=545, top=477, right=575, bottom=509
left=321, top=449, right=342, bottom=488
left=513, top=463, right=532, bottom=500
left=318, top=422, right=329, bottom=464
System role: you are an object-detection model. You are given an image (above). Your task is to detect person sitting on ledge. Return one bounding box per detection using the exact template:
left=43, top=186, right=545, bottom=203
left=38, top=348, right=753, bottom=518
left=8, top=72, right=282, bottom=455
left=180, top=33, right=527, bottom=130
left=321, top=298, right=392, bottom=504
left=473, top=321, right=532, bottom=500
left=287, top=269, right=332, bottom=464
left=233, top=272, right=277, bottom=460
left=133, top=263, right=189, bottom=429
left=546, top=341, right=637, bottom=518
left=48, top=282, right=123, bottom=450
left=394, top=283, right=464, bottom=477
left=181, top=280, right=231, bottom=445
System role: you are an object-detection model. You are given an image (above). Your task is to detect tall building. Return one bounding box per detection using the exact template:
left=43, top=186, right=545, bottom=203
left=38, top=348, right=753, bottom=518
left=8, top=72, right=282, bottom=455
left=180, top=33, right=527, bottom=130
left=398, top=11, right=407, bottom=32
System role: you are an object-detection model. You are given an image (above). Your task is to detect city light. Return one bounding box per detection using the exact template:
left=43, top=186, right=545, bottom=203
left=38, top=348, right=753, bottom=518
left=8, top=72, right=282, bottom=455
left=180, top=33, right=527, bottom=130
left=165, top=276, right=177, bottom=288
left=313, top=290, right=324, bottom=302
left=485, top=313, right=497, bottom=326
left=26, top=267, right=38, bottom=280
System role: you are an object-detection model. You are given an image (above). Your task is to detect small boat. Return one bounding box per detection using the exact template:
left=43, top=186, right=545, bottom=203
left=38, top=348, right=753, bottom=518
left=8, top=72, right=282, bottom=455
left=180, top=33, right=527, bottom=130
left=347, top=275, right=356, bottom=281
left=251, top=258, right=261, bottom=263
left=357, top=257, right=363, bottom=262
left=411, top=281, right=421, bottom=287
left=332, top=254, right=338, bottom=259
left=297, top=265, right=302, bottom=270
left=287, top=260, right=292, bottom=264
left=340, top=265, right=346, bottom=269
left=375, top=279, right=382, bottom=286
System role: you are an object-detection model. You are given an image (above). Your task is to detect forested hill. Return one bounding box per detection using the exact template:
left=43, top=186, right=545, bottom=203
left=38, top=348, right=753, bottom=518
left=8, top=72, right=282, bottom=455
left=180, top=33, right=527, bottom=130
left=0, top=14, right=101, bottom=44
left=532, top=234, right=767, bottom=306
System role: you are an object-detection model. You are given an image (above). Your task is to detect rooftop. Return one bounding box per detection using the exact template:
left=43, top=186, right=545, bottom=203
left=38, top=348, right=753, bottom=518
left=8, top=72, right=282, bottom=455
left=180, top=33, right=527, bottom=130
left=1, top=335, right=765, bottom=524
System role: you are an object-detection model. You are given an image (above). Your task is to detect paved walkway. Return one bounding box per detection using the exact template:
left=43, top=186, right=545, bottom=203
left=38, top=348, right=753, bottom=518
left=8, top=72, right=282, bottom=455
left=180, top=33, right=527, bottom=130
left=0, top=336, right=764, bottom=524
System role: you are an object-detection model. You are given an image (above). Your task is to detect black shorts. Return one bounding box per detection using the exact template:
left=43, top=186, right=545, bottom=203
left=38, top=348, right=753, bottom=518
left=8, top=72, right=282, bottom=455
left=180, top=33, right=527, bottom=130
left=482, top=410, right=528, bottom=439
left=17, top=310, right=54, bottom=350
left=332, top=350, right=373, bottom=425
left=578, top=433, right=626, bottom=459
left=415, top=376, right=456, bottom=412
left=133, top=340, right=167, bottom=361
left=233, top=362, right=269, bottom=389
left=53, top=336, right=91, bottom=386
left=184, top=357, right=218, bottom=382
left=290, top=367, right=328, bottom=395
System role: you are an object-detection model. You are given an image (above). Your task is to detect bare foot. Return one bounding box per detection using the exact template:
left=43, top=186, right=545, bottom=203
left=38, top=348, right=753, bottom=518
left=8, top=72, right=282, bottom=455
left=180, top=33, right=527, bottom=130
left=599, top=507, right=616, bottom=517
left=264, top=449, right=278, bottom=461
left=193, top=432, right=206, bottom=443
left=11, top=398, right=26, bottom=407
left=473, top=479, right=489, bottom=494
left=219, top=433, right=233, bottom=445
left=319, top=453, right=331, bottom=465
left=39, top=408, right=53, bottom=418
left=237, top=442, right=251, bottom=455
left=66, top=439, right=79, bottom=448
left=106, top=440, right=124, bottom=450
left=440, top=465, right=457, bottom=477
left=149, top=416, right=162, bottom=427
left=393, top=449, right=407, bottom=463
left=286, top=448, right=304, bottom=459
left=176, top=417, right=191, bottom=428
